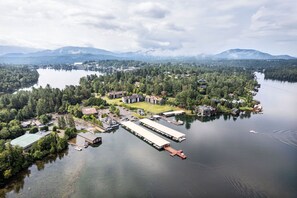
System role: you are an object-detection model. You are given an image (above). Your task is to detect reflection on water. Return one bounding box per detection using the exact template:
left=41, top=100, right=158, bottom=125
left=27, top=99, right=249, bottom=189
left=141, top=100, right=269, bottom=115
left=2, top=72, right=297, bottom=198
left=0, top=151, right=68, bottom=197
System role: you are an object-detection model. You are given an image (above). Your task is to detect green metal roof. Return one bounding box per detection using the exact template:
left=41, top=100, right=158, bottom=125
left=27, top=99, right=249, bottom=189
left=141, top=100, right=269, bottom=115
left=11, top=134, right=42, bottom=148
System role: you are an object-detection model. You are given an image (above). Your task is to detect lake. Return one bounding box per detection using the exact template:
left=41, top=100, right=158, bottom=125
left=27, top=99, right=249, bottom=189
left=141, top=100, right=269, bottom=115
left=2, top=72, right=297, bottom=197
left=21, top=68, right=103, bottom=90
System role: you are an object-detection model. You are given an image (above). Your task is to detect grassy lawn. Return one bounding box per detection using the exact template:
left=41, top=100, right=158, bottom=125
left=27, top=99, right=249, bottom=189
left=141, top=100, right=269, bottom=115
left=103, top=96, right=192, bottom=115
left=125, top=102, right=182, bottom=114
left=239, top=106, right=253, bottom=111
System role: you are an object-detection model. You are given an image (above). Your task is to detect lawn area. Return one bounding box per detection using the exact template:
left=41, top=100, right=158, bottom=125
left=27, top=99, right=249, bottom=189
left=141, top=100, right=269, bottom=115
left=103, top=96, right=192, bottom=115
left=125, top=102, right=182, bottom=114
left=103, top=96, right=123, bottom=106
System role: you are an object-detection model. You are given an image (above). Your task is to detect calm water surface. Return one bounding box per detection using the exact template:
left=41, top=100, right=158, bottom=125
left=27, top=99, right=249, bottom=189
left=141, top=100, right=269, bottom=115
left=2, top=72, right=297, bottom=197
left=23, top=68, right=103, bottom=90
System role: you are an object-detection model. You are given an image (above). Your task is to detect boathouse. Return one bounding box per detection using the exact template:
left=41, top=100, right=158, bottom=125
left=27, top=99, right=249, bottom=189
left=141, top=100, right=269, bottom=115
left=77, top=132, right=102, bottom=144
left=121, top=121, right=170, bottom=150
left=139, top=118, right=186, bottom=142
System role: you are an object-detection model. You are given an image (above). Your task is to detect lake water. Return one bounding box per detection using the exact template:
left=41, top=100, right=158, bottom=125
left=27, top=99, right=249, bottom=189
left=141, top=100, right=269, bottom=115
left=2, top=72, right=297, bottom=197
left=21, top=68, right=103, bottom=90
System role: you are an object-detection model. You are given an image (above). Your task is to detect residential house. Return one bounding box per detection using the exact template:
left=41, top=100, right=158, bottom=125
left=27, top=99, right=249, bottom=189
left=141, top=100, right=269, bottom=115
left=145, top=95, right=165, bottom=105
left=122, top=94, right=144, bottom=104
left=108, top=91, right=126, bottom=99
left=196, top=105, right=217, bottom=117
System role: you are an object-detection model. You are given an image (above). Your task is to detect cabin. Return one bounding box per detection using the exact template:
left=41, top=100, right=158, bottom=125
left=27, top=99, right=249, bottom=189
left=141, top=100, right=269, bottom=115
left=145, top=95, right=165, bottom=105
left=82, top=107, right=97, bottom=115
left=77, top=132, right=102, bottom=144
left=122, top=94, right=144, bottom=104
left=196, top=105, right=217, bottom=117
left=108, top=91, right=126, bottom=99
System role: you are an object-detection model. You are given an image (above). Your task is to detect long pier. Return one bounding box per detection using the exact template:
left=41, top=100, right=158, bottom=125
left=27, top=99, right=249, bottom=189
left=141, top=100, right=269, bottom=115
left=139, top=118, right=186, bottom=142
left=121, top=121, right=170, bottom=150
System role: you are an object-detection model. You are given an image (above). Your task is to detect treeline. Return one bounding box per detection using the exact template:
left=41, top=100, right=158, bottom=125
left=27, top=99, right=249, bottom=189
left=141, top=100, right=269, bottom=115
left=0, top=66, right=39, bottom=93
left=264, top=66, right=297, bottom=82
left=0, top=84, right=92, bottom=123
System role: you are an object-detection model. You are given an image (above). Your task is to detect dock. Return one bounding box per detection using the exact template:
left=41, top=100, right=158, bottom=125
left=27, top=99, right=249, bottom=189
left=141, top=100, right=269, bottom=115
left=161, top=116, right=184, bottom=125
left=164, top=145, right=187, bottom=159
left=139, top=118, right=186, bottom=142
left=162, top=110, right=185, bottom=117
left=121, top=121, right=170, bottom=150
left=121, top=121, right=187, bottom=159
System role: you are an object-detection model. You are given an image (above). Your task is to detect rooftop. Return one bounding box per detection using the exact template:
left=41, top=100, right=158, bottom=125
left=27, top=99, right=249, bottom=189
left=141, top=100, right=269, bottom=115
left=121, top=121, right=170, bottom=148
left=162, top=110, right=185, bottom=116
left=77, top=132, right=99, bottom=141
left=11, top=134, right=43, bottom=148
left=140, top=118, right=185, bottom=139
left=82, top=107, right=97, bottom=115
left=123, top=94, right=143, bottom=100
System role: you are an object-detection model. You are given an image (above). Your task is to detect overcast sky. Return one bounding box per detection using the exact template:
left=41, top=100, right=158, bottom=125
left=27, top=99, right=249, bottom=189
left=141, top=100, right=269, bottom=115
left=0, top=0, right=296, bottom=56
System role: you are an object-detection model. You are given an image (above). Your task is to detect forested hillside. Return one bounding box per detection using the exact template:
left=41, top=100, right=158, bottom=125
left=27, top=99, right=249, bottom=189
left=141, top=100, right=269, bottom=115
left=0, top=66, right=38, bottom=93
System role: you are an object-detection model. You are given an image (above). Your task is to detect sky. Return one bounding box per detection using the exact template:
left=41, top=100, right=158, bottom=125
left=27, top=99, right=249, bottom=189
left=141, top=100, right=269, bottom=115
left=0, top=0, right=296, bottom=56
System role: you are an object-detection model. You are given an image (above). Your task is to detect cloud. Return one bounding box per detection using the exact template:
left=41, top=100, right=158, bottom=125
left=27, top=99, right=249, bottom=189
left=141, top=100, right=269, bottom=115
left=0, top=0, right=296, bottom=56
left=132, top=2, right=169, bottom=19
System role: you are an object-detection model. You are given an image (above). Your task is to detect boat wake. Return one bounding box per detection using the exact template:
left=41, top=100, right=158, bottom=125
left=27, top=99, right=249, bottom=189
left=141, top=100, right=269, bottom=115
left=271, top=129, right=297, bottom=148
left=224, top=176, right=267, bottom=198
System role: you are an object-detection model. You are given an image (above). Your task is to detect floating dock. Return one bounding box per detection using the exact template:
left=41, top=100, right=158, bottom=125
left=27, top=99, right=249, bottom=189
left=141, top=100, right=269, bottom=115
left=121, top=121, right=170, bottom=150
left=162, top=110, right=185, bottom=117
left=164, top=145, right=187, bottom=159
left=139, top=118, right=186, bottom=142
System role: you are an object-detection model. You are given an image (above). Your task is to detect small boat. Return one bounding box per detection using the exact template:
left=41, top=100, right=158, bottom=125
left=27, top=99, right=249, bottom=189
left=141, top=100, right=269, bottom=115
left=74, top=146, right=82, bottom=151
left=249, top=130, right=258, bottom=134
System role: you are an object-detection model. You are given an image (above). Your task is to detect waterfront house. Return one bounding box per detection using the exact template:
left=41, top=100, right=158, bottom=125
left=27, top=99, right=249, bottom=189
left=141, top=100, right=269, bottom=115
left=122, top=94, right=144, bottom=104
left=196, top=105, right=217, bottom=117
left=108, top=91, right=126, bottom=99
left=145, top=95, right=165, bottom=105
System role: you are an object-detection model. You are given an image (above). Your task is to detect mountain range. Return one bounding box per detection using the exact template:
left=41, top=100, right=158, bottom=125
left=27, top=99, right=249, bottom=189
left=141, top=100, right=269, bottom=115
left=0, top=45, right=295, bottom=64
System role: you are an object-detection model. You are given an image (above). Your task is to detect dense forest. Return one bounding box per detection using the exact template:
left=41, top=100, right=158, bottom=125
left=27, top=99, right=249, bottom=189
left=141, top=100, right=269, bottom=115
left=264, top=66, right=297, bottom=82
left=0, top=66, right=39, bottom=94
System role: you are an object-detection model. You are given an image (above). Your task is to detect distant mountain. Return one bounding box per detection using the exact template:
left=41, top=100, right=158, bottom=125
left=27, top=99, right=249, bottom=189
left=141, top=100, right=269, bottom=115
left=0, top=45, right=41, bottom=56
left=30, top=46, right=116, bottom=57
left=214, top=49, right=296, bottom=60
left=0, top=46, right=295, bottom=64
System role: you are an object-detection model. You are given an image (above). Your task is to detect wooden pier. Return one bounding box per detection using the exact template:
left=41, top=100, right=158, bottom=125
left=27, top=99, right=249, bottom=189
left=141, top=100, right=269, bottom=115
left=164, top=145, right=187, bottom=159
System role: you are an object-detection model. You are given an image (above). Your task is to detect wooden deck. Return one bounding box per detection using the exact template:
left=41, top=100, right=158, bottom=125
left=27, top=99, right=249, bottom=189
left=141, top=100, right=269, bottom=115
left=164, top=145, right=187, bottom=159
